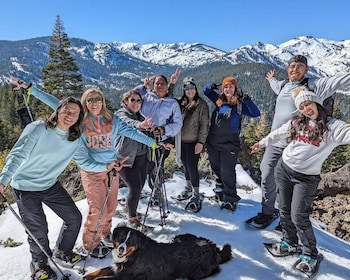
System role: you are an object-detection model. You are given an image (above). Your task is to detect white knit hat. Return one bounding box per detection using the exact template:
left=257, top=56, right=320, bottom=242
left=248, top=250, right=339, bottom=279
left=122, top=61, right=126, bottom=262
left=294, top=89, right=322, bottom=109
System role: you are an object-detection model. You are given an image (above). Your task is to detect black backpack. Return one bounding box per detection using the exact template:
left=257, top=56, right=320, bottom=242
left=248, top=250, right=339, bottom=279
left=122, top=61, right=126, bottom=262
left=281, top=77, right=334, bottom=117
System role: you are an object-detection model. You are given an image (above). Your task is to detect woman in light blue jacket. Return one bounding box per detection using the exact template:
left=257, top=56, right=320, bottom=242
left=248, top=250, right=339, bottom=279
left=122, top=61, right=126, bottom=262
left=0, top=96, right=117, bottom=279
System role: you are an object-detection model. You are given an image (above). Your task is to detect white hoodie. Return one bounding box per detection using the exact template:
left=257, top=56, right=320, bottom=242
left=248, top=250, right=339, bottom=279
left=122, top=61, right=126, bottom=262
left=259, top=118, right=350, bottom=175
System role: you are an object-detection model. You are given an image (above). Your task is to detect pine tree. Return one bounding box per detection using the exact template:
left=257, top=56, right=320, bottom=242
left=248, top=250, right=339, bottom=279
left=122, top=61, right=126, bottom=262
left=41, top=15, right=83, bottom=99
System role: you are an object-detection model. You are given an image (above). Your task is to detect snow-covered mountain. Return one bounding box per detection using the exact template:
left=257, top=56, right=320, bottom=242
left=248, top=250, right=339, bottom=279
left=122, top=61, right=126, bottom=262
left=1, top=36, right=349, bottom=91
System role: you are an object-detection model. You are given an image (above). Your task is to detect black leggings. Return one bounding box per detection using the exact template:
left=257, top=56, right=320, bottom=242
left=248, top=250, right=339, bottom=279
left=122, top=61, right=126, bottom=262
left=119, top=153, right=148, bottom=217
left=181, top=142, right=200, bottom=189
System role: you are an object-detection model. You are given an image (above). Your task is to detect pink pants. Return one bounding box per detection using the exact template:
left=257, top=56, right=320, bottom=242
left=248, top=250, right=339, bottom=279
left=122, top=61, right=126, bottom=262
left=81, top=169, right=119, bottom=250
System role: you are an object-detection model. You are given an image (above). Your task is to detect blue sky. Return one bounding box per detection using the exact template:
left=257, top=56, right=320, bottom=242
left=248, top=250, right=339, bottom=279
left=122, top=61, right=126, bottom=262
left=1, top=0, right=349, bottom=51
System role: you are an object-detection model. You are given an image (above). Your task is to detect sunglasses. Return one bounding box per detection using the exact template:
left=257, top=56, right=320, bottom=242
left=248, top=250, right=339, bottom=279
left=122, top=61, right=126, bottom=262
left=184, top=85, right=196, bottom=91
left=86, top=97, right=103, bottom=104
left=130, top=98, right=142, bottom=104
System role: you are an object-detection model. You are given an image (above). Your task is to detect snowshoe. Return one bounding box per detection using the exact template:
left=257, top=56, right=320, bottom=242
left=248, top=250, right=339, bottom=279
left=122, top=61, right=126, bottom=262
left=172, top=189, right=193, bottom=201
left=185, top=195, right=202, bottom=213
left=117, top=220, right=155, bottom=233
left=30, top=260, right=57, bottom=280
left=53, top=249, right=82, bottom=268
left=264, top=240, right=301, bottom=257
left=220, top=201, right=237, bottom=212
left=115, top=208, right=145, bottom=221
left=204, top=191, right=223, bottom=203
left=245, top=209, right=279, bottom=229
left=100, top=233, right=114, bottom=249
left=76, top=242, right=111, bottom=259
left=292, top=254, right=323, bottom=279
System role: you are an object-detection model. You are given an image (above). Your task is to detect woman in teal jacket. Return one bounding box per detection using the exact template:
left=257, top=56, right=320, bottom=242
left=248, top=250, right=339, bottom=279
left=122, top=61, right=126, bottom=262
left=0, top=96, right=117, bottom=279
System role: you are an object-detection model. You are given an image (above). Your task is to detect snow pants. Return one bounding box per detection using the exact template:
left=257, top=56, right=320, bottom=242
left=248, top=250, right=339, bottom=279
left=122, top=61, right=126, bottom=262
left=206, top=143, right=240, bottom=203
left=259, top=144, right=284, bottom=215
left=81, top=169, right=119, bottom=250
left=13, top=182, right=82, bottom=262
left=276, top=159, right=320, bottom=257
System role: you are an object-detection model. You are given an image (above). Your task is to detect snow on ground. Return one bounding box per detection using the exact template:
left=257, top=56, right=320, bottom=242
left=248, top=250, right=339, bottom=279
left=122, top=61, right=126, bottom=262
left=0, top=165, right=349, bottom=279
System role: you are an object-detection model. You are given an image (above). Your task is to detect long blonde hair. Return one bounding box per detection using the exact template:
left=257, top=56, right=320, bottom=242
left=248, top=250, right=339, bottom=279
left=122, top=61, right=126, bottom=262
left=80, top=88, right=113, bottom=123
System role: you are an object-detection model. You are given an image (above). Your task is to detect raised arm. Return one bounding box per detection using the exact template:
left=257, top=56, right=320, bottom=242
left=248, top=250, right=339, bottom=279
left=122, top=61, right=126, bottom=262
left=11, top=76, right=59, bottom=110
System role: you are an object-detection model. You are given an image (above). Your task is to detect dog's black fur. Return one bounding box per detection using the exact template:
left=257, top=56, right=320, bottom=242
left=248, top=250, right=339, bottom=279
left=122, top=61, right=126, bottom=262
left=83, top=226, right=232, bottom=280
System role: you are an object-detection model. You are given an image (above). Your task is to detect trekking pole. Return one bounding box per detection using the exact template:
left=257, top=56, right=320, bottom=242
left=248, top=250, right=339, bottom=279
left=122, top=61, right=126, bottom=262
left=153, top=150, right=167, bottom=226
left=142, top=150, right=165, bottom=228
left=157, top=149, right=169, bottom=226
left=20, top=88, right=34, bottom=123
left=79, top=169, right=117, bottom=275
left=0, top=192, right=71, bottom=280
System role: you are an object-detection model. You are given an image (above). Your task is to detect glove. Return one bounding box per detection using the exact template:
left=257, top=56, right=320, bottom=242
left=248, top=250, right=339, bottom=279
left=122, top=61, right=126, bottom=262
left=210, top=83, right=219, bottom=90
left=236, top=89, right=244, bottom=99
left=153, top=126, right=165, bottom=138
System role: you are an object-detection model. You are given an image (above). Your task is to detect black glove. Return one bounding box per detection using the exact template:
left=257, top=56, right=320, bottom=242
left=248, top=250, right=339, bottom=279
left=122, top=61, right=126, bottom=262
left=153, top=126, right=165, bottom=138
left=236, top=89, right=244, bottom=99
left=210, top=83, right=219, bottom=90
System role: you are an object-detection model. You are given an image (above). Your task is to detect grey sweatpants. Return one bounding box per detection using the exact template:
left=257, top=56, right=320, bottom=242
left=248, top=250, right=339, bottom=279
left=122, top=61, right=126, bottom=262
left=13, top=182, right=82, bottom=262
left=275, top=159, right=320, bottom=257
left=260, top=144, right=284, bottom=215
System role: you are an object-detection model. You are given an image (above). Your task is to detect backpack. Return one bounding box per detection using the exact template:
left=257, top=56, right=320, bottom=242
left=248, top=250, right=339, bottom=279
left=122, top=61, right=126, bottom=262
left=281, top=77, right=334, bottom=117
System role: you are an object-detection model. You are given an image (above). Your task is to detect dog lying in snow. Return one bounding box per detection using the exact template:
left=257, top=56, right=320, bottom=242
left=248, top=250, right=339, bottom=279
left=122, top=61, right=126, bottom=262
left=83, top=225, right=232, bottom=280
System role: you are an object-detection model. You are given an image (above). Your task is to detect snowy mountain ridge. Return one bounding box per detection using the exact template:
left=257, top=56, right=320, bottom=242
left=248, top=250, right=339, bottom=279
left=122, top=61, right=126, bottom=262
left=1, top=35, right=350, bottom=99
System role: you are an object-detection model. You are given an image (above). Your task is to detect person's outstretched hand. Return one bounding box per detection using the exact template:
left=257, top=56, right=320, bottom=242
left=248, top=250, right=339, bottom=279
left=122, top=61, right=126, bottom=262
left=265, top=70, right=276, bottom=81
left=170, top=67, right=181, bottom=84
left=11, top=77, right=31, bottom=90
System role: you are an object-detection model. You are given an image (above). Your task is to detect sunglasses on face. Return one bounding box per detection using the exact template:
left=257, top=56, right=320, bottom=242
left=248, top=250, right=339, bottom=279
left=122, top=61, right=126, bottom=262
left=288, top=63, right=306, bottom=71
left=86, top=97, right=103, bottom=104
left=184, top=85, right=196, bottom=91
left=60, top=108, right=80, bottom=118
left=130, top=98, right=142, bottom=104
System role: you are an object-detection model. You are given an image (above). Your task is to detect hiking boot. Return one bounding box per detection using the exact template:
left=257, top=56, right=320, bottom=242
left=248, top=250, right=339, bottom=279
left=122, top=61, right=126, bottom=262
left=176, top=189, right=192, bottom=201
left=54, top=249, right=82, bottom=268
left=253, top=212, right=274, bottom=225
left=220, top=201, right=237, bottom=211
left=295, top=254, right=318, bottom=273
left=77, top=242, right=111, bottom=259
left=271, top=240, right=299, bottom=257
left=30, top=259, right=57, bottom=280
left=101, top=233, right=114, bottom=249
left=185, top=195, right=202, bottom=212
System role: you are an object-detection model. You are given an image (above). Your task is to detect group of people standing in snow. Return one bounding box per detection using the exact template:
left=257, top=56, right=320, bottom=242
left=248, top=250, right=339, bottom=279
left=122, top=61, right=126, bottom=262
left=0, top=54, right=350, bottom=279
